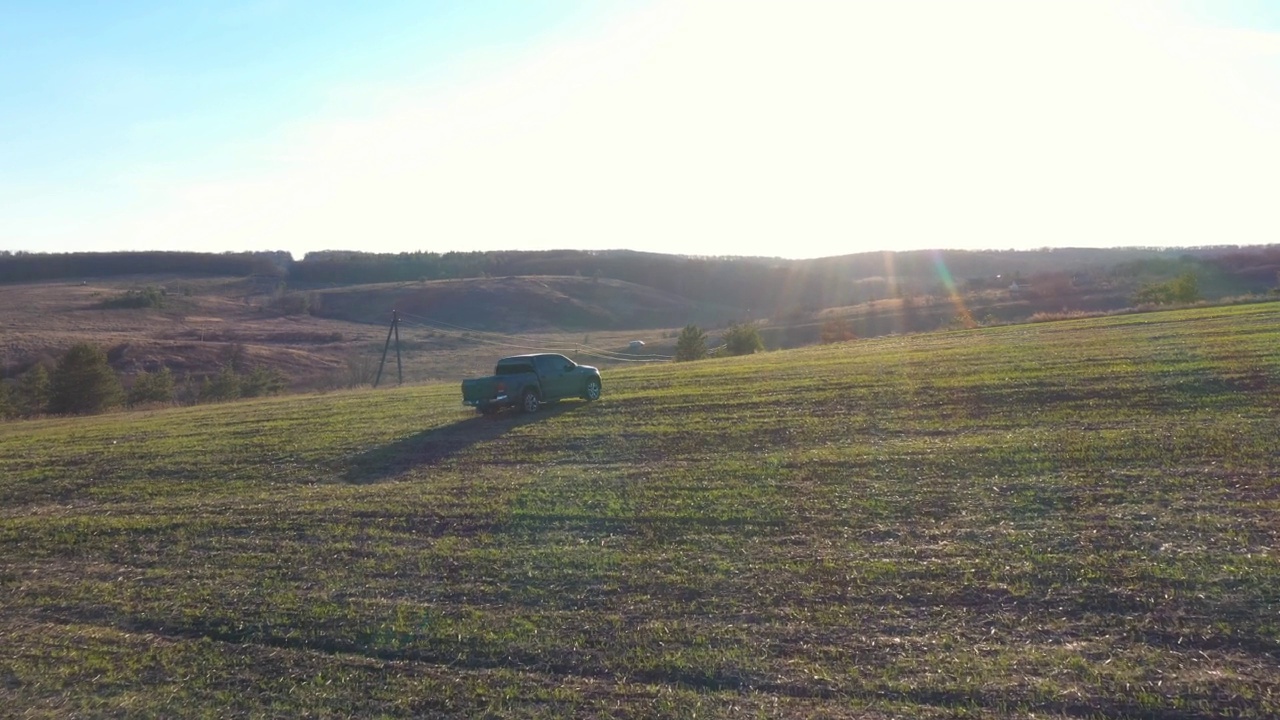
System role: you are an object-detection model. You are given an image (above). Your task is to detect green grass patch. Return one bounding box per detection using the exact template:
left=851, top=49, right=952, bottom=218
left=2, top=302, right=1279, bottom=717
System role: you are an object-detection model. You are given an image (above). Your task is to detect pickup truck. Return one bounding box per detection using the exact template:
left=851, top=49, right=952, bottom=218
left=461, top=353, right=602, bottom=414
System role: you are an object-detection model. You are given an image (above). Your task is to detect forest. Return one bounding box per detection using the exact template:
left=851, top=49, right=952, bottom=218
left=4, top=245, right=1279, bottom=314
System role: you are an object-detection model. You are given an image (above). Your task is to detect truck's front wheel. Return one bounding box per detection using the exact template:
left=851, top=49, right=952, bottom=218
left=584, top=378, right=602, bottom=401
left=521, top=389, right=540, bottom=413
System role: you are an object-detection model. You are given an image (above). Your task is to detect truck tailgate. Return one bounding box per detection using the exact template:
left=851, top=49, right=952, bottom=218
left=461, top=377, right=504, bottom=404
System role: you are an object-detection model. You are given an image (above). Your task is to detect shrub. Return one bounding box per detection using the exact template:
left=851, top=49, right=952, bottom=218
left=820, top=317, right=855, bottom=344
left=343, top=354, right=377, bottom=388
left=101, top=286, right=166, bottom=309
left=722, top=322, right=765, bottom=356
left=1133, top=271, right=1201, bottom=305
left=268, top=291, right=320, bottom=316
left=1170, top=271, right=1201, bottom=303
left=1029, top=310, right=1112, bottom=323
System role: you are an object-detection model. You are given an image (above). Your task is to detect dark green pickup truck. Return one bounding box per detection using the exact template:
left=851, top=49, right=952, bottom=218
left=461, top=353, right=602, bottom=414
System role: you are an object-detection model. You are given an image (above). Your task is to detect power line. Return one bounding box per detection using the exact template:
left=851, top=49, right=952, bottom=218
left=396, top=311, right=552, bottom=344
left=578, top=352, right=669, bottom=364
left=397, top=317, right=574, bottom=353
left=395, top=317, right=670, bottom=362
left=396, top=311, right=673, bottom=359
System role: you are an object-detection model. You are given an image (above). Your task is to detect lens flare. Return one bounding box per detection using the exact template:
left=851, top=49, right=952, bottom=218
left=882, top=251, right=898, bottom=300
left=931, top=250, right=977, bottom=329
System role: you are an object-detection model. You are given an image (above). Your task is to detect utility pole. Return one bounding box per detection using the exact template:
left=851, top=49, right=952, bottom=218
left=393, top=309, right=402, bottom=386
left=374, top=310, right=401, bottom=388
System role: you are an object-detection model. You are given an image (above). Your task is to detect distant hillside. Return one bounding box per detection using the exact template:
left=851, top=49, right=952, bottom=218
left=6, top=246, right=1277, bottom=322
left=313, top=275, right=722, bottom=331
left=0, top=275, right=699, bottom=393
left=291, top=247, right=1204, bottom=314
left=3, top=248, right=1278, bottom=392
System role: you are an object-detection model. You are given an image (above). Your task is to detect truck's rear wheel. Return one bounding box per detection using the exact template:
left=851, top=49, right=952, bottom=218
left=521, top=389, right=540, bottom=413
left=584, top=378, right=602, bottom=401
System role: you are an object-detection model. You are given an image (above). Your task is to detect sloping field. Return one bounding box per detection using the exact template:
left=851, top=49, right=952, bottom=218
left=313, top=275, right=713, bottom=331
left=0, top=276, right=686, bottom=388
left=2, top=303, right=1278, bottom=718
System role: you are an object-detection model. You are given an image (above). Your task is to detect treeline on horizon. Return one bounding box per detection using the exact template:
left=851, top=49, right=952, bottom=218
left=3, top=245, right=1278, bottom=312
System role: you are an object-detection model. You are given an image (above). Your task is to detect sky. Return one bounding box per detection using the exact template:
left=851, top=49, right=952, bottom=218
left=3, top=1, right=1279, bottom=260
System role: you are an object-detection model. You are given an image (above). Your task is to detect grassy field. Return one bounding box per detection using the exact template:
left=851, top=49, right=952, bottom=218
left=2, top=302, right=1278, bottom=718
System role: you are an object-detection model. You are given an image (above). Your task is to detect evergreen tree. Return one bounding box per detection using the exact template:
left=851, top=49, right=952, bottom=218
left=175, top=372, right=202, bottom=406
left=219, top=343, right=249, bottom=373
left=48, top=343, right=125, bottom=415
left=128, top=367, right=175, bottom=406
left=0, top=381, right=11, bottom=419
left=15, top=365, right=51, bottom=416
left=674, top=325, right=707, bottom=362
left=200, top=366, right=242, bottom=402
left=240, top=366, right=286, bottom=397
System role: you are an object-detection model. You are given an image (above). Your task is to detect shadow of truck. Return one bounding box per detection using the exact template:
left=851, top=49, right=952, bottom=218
left=343, top=401, right=581, bottom=483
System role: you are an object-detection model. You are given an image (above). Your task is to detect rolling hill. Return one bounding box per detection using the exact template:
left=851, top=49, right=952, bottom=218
left=0, top=275, right=710, bottom=389
left=4, top=246, right=1278, bottom=396
left=311, top=275, right=721, bottom=331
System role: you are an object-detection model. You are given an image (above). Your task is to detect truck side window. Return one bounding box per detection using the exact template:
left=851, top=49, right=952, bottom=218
left=497, top=362, right=532, bottom=376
